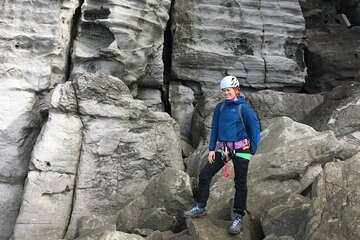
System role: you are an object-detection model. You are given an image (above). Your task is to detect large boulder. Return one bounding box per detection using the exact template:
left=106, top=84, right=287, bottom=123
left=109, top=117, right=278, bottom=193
left=116, top=168, right=193, bottom=232
left=261, top=194, right=311, bottom=239
left=304, top=153, right=360, bottom=240
left=303, top=83, right=360, bottom=137
left=246, top=90, right=324, bottom=129
left=65, top=74, right=184, bottom=238
left=171, top=0, right=306, bottom=90
left=12, top=110, right=83, bottom=239
left=12, top=172, right=76, bottom=240
left=75, top=230, right=145, bottom=240
left=247, top=117, right=354, bottom=220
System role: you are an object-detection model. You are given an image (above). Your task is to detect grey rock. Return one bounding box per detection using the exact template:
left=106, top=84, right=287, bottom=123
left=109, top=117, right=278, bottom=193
left=116, top=168, right=193, bottom=232
left=51, top=82, right=78, bottom=113
left=246, top=90, right=324, bottom=129
left=137, top=88, right=164, bottom=112
left=73, top=74, right=151, bottom=119
left=171, top=0, right=306, bottom=90
left=75, top=230, right=145, bottom=240
left=304, top=153, right=360, bottom=240
left=0, top=183, right=23, bottom=240
left=303, top=1, right=360, bottom=92
left=261, top=193, right=311, bottom=239
left=186, top=216, right=251, bottom=240
left=30, top=110, right=83, bottom=174
left=169, top=83, right=195, bottom=139
left=74, top=216, right=116, bottom=239
left=0, top=0, right=79, bottom=91
left=65, top=76, right=184, bottom=238
left=0, top=90, right=39, bottom=182
left=190, top=92, right=222, bottom=148
left=303, top=83, right=360, bottom=137
left=247, top=117, right=351, bottom=220
left=71, top=0, right=171, bottom=87
left=13, top=171, right=75, bottom=240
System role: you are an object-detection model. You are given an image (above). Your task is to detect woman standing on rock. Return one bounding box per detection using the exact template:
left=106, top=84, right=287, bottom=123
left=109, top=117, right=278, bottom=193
left=184, top=76, right=260, bottom=235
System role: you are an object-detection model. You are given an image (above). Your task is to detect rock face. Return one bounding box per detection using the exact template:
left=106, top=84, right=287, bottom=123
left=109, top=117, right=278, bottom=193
left=0, top=1, right=80, bottom=239
left=301, top=0, right=360, bottom=92
left=171, top=0, right=306, bottom=90
left=1, top=0, right=360, bottom=239
left=246, top=90, right=324, bottom=129
left=247, top=117, right=351, bottom=219
left=65, top=74, right=184, bottom=238
left=304, top=153, right=360, bottom=240
left=71, top=0, right=171, bottom=88
left=116, top=168, right=193, bottom=233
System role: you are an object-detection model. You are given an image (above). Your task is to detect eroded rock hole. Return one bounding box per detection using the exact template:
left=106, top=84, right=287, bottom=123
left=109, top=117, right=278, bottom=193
left=84, top=8, right=111, bottom=20
left=78, top=22, right=115, bottom=49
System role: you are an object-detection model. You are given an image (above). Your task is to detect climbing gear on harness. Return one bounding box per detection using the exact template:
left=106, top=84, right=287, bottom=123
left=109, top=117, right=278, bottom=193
left=220, top=76, right=239, bottom=89
left=221, top=146, right=231, bottom=178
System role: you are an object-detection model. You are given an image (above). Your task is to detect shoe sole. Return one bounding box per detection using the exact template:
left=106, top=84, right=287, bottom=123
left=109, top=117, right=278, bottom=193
left=184, top=211, right=206, bottom=218
left=228, top=229, right=241, bottom=235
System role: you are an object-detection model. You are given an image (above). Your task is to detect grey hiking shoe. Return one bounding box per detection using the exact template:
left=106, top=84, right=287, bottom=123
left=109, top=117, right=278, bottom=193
left=229, top=213, right=243, bottom=235
left=184, top=203, right=206, bottom=218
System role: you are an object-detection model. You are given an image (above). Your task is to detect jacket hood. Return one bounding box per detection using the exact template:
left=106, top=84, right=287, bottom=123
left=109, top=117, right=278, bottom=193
left=224, top=96, right=246, bottom=105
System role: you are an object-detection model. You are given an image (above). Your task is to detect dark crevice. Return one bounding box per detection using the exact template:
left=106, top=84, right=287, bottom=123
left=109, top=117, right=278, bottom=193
left=162, top=0, right=175, bottom=116
left=65, top=0, right=85, bottom=82
left=62, top=1, right=85, bottom=238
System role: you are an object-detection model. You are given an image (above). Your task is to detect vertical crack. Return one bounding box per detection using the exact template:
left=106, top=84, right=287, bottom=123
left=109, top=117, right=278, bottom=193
left=62, top=1, right=85, bottom=238
left=65, top=0, right=85, bottom=82
left=162, top=0, right=175, bottom=116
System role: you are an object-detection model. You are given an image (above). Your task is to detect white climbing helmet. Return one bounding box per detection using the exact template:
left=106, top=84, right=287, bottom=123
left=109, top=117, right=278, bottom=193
left=220, top=76, right=239, bottom=89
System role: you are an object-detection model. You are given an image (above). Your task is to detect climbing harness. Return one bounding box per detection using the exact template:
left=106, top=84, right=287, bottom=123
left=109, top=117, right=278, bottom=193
left=218, top=143, right=252, bottom=179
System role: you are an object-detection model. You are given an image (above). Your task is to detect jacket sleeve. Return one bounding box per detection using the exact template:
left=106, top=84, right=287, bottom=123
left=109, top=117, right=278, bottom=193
left=209, top=103, right=221, bottom=151
left=241, top=104, right=260, bottom=155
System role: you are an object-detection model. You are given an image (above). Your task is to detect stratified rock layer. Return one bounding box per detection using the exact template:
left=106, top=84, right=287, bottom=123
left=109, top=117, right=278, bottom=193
left=172, top=0, right=306, bottom=89
left=71, top=0, right=171, bottom=87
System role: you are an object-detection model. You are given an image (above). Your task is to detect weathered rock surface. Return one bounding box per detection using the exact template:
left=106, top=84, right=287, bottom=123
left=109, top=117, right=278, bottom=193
left=13, top=171, right=75, bottom=240
left=246, top=90, right=324, bottom=129
left=71, top=0, right=171, bottom=87
left=172, top=0, right=306, bottom=90
left=0, top=183, right=23, bottom=240
left=0, top=1, right=80, bottom=238
left=303, top=83, right=360, bottom=137
left=304, top=153, right=360, bottom=240
left=169, top=83, right=195, bottom=139
left=0, top=0, right=79, bottom=91
left=261, top=194, right=311, bottom=239
left=186, top=217, right=251, bottom=240
left=247, top=117, right=353, bottom=220
left=116, top=168, right=193, bottom=232
left=29, top=110, right=83, bottom=174
left=12, top=109, right=82, bottom=239
left=137, top=88, right=164, bottom=112
left=65, top=74, right=184, bottom=238
left=75, top=230, right=145, bottom=240
left=301, top=0, right=360, bottom=92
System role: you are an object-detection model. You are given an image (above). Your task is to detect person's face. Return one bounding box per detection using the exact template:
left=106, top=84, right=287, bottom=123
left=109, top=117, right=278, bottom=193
left=222, top=87, right=237, bottom=100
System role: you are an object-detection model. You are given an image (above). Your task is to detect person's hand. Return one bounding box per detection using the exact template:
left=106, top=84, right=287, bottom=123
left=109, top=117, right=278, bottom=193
left=208, top=151, right=215, bottom=164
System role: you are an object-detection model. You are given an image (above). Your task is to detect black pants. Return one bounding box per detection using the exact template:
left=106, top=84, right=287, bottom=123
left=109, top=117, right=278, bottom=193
left=195, top=148, right=250, bottom=215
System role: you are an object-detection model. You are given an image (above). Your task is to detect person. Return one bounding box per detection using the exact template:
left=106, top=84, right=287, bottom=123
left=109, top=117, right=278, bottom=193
left=184, top=75, right=260, bottom=235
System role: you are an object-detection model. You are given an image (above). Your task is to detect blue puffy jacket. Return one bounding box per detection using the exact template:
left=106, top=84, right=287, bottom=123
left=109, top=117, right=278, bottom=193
left=209, top=97, right=260, bottom=155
